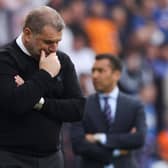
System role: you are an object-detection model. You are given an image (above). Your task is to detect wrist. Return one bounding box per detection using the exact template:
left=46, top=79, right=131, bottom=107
left=40, top=68, right=54, bottom=78
left=93, top=133, right=106, bottom=144
left=34, top=97, right=45, bottom=110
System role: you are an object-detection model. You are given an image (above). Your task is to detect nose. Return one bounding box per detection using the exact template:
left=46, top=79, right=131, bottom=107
left=92, top=70, right=99, bottom=80
left=49, top=43, right=58, bottom=52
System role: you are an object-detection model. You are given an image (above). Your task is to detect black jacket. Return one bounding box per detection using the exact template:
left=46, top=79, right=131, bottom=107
left=0, top=40, right=85, bottom=156
left=71, top=92, right=146, bottom=168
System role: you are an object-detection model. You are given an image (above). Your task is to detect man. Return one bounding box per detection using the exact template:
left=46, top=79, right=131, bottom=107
left=71, top=54, right=146, bottom=168
left=0, top=6, right=85, bottom=168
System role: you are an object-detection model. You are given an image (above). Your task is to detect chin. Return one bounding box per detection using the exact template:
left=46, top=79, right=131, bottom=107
left=94, top=87, right=102, bottom=92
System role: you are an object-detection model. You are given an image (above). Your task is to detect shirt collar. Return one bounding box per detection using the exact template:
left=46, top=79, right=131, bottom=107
left=99, top=86, right=119, bottom=99
left=16, top=33, right=31, bottom=56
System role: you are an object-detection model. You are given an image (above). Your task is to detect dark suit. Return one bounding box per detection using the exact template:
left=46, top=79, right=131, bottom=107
left=71, top=92, right=146, bottom=168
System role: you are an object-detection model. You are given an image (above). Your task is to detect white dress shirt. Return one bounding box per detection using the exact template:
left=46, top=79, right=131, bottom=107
left=16, top=33, right=31, bottom=56
left=99, top=86, right=119, bottom=120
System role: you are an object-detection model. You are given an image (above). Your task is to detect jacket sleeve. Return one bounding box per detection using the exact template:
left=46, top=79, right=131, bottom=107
left=71, top=121, right=113, bottom=164
left=103, top=102, right=146, bottom=150
left=40, top=54, right=85, bottom=122
left=0, top=56, right=53, bottom=116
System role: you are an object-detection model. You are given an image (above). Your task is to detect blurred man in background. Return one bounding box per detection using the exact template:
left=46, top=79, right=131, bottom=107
left=71, top=54, right=146, bottom=168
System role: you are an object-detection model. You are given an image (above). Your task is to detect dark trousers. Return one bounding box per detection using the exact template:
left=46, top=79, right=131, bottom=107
left=0, top=150, right=64, bottom=168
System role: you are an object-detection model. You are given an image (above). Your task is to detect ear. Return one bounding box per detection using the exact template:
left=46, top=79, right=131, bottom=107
left=114, top=70, right=121, bottom=82
left=23, top=27, right=32, bottom=42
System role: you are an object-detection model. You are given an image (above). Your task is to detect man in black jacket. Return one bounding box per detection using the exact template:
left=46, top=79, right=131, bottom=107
left=71, top=54, right=146, bottom=168
left=0, top=6, right=85, bottom=168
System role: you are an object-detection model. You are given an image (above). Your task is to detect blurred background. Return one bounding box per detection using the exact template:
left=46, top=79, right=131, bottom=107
left=1, top=0, right=168, bottom=167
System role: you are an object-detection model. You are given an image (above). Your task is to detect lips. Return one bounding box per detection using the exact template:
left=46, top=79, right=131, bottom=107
left=93, top=80, right=100, bottom=86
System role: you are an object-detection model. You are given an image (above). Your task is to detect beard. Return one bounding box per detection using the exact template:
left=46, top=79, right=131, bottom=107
left=26, top=44, right=41, bottom=60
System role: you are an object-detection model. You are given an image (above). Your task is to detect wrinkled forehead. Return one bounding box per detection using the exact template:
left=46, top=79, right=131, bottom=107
left=36, top=25, right=62, bottom=40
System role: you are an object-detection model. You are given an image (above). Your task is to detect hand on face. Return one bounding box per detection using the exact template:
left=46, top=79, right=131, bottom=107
left=39, top=50, right=61, bottom=78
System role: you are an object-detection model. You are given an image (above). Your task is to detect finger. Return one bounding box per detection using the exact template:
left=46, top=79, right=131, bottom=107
left=14, top=75, right=21, bottom=83
left=131, top=127, right=136, bottom=134
left=15, top=78, right=20, bottom=86
left=15, top=75, right=24, bottom=82
left=14, top=75, right=19, bottom=79
left=40, top=50, right=45, bottom=61
left=14, top=75, right=24, bottom=85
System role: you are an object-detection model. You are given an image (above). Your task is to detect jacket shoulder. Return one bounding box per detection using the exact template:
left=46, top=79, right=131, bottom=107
left=57, top=50, right=74, bottom=68
left=119, top=91, right=143, bottom=107
left=86, top=93, right=97, bottom=101
left=0, top=44, right=13, bottom=61
left=57, top=50, right=71, bottom=61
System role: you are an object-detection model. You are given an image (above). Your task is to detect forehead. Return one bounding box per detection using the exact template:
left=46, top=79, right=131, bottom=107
left=94, top=59, right=111, bottom=68
left=37, top=25, right=62, bottom=40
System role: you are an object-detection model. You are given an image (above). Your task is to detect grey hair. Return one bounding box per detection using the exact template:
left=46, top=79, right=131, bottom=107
left=23, top=6, right=65, bottom=34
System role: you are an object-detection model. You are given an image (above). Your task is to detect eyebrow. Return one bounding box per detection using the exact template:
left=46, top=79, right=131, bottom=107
left=43, top=39, right=61, bottom=43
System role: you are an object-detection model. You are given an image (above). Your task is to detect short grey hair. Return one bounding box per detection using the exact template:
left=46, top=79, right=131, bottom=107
left=23, top=6, right=65, bottom=34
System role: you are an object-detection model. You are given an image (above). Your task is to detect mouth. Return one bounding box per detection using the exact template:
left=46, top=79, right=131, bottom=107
left=93, top=80, right=100, bottom=87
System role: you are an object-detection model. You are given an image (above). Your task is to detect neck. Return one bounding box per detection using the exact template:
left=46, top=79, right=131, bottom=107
left=21, top=35, right=27, bottom=50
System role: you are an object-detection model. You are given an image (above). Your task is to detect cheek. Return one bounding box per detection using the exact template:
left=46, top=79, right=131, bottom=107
left=106, top=76, right=114, bottom=86
left=35, top=43, right=48, bottom=53
left=41, top=44, right=50, bottom=52
left=31, top=43, right=42, bottom=55
left=34, top=40, right=45, bottom=49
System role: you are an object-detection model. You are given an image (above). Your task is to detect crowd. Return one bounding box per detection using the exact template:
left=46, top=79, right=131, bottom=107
left=1, top=0, right=168, bottom=168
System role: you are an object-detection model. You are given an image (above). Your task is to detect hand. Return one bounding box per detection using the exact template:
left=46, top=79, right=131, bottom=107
left=113, top=149, right=129, bottom=157
left=39, top=50, right=61, bottom=78
left=120, top=150, right=128, bottom=155
left=130, top=127, right=137, bottom=134
left=85, top=134, right=97, bottom=143
left=14, top=75, right=24, bottom=87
